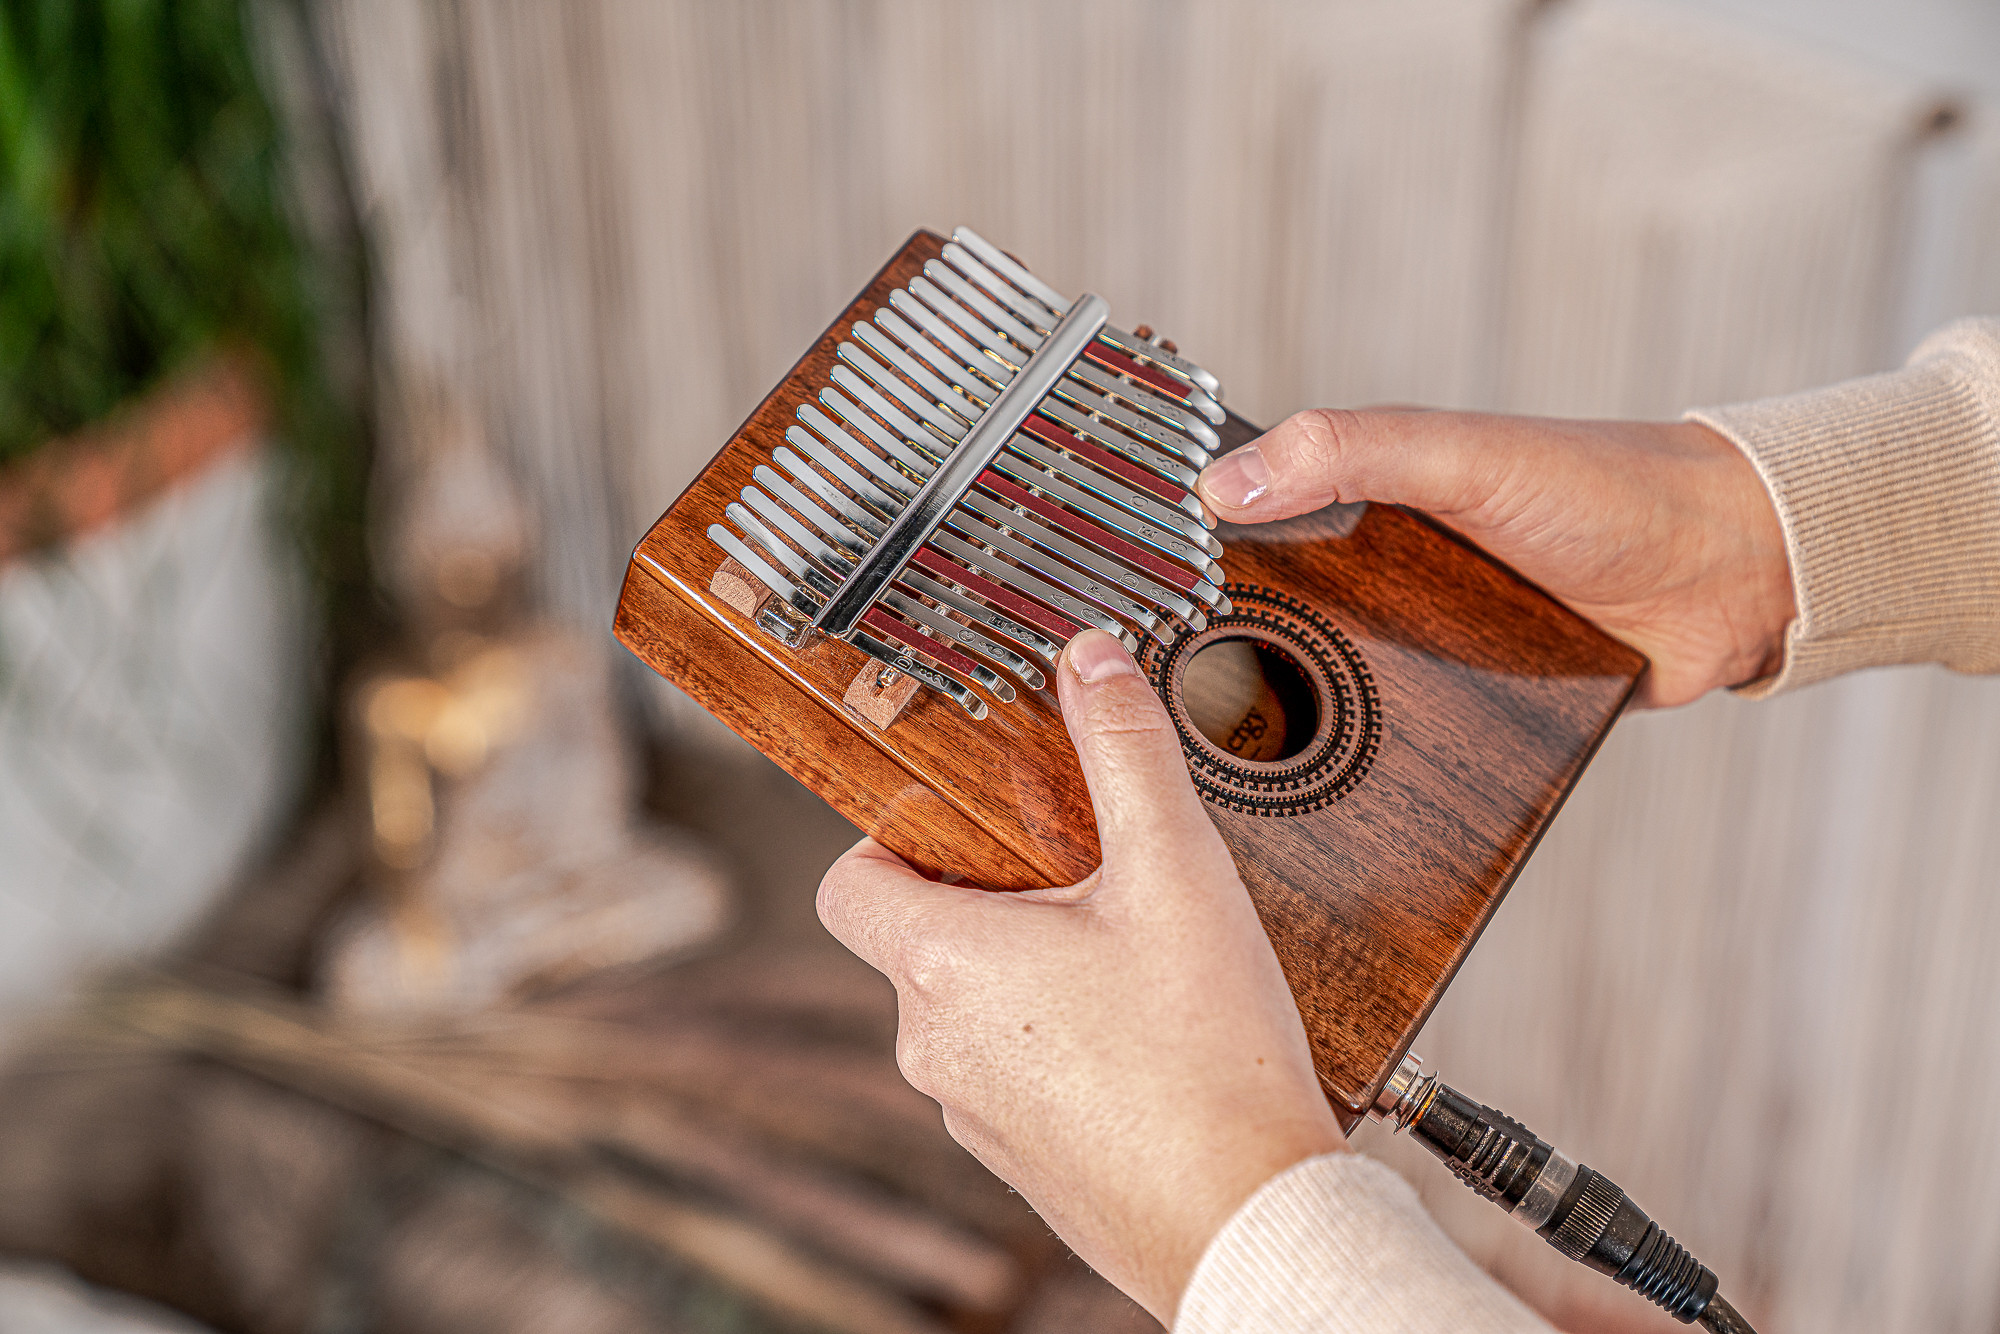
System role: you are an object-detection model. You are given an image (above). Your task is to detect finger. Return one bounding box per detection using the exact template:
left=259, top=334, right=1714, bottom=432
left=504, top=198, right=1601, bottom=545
left=1058, top=630, right=1233, bottom=883
left=1196, top=408, right=1503, bottom=524
left=817, top=837, right=972, bottom=975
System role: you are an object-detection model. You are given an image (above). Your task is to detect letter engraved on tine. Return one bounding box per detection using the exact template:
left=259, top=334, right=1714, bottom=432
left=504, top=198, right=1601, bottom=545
left=812, top=294, right=1111, bottom=638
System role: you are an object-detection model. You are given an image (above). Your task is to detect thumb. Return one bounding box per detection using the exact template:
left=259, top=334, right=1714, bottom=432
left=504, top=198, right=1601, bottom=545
left=1196, top=408, right=1498, bottom=524
left=1058, top=630, right=1234, bottom=884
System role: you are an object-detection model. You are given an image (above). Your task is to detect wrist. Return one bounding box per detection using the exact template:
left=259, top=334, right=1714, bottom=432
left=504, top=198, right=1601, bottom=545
left=1149, top=1114, right=1348, bottom=1322
left=1674, top=419, right=1797, bottom=691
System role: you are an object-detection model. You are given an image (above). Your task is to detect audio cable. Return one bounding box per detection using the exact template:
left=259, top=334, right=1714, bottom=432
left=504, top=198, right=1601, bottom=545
left=1368, top=1054, right=1757, bottom=1334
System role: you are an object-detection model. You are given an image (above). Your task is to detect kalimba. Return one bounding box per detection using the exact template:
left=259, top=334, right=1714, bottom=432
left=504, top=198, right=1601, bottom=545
left=615, top=227, right=1645, bottom=1122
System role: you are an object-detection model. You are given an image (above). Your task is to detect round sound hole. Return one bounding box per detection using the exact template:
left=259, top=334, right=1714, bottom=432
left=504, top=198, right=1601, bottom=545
left=1143, top=584, right=1382, bottom=816
left=1181, top=638, right=1320, bottom=763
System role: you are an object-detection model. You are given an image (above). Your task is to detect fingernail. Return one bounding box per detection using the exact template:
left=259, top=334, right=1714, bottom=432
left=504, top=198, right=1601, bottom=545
left=1067, top=629, right=1138, bottom=684
left=1198, top=445, right=1270, bottom=510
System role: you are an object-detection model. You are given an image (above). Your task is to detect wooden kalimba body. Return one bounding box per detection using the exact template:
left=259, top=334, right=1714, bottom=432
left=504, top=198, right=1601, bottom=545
left=615, top=228, right=1645, bottom=1122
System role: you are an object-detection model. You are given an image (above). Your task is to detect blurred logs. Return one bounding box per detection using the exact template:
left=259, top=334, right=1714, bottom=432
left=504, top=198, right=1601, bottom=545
left=0, top=939, right=1163, bottom=1334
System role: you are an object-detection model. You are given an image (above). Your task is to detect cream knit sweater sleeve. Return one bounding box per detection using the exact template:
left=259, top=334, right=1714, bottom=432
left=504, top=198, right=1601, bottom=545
left=1690, top=317, right=2000, bottom=696
left=1174, top=319, right=2000, bottom=1334
left=1175, top=1153, right=1558, bottom=1334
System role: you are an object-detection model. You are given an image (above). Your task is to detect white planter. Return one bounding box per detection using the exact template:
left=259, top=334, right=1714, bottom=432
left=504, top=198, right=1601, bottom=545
left=0, top=426, right=310, bottom=1040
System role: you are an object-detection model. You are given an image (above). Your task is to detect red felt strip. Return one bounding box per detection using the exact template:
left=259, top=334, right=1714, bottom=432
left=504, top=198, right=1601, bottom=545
left=977, top=471, right=1200, bottom=593
left=862, top=607, right=984, bottom=681
left=1022, top=414, right=1185, bottom=505
left=907, top=547, right=1085, bottom=643
left=1085, top=342, right=1193, bottom=402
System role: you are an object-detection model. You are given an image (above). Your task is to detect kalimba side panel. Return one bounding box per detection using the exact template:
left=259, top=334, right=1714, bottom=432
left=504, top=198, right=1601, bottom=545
left=615, top=230, right=1644, bottom=1117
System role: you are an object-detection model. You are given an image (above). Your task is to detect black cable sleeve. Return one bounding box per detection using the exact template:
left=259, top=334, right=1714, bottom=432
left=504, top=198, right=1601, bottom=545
left=1698, top=1294, right=1757, bottom=1334
left=1404, top=1081, right=1752, bottom=1332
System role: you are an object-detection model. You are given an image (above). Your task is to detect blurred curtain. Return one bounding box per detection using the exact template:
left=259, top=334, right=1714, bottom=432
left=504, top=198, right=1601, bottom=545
left=314, top=3, right=2000, bottom=1331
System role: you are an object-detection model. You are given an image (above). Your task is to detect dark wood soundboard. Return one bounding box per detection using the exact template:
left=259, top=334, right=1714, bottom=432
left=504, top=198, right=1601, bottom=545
left=615, top=231, right=1645, bottom=1121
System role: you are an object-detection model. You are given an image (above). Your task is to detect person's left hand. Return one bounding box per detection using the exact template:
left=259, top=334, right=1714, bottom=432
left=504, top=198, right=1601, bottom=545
left=817, top=629, right=1347, bottom=1322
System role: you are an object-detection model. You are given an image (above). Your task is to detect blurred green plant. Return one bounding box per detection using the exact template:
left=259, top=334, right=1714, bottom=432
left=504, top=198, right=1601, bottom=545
left=0, top=0, right=367, bottom=610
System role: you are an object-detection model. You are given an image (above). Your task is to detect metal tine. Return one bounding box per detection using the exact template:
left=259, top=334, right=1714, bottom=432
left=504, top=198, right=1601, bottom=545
left=863, top=607, right=1016, bottom=704
left=851, top=322, right=983, bottom=426
left=759, top=464, right=1048, bottom=689
left=976, top=464, right=1228, bottom=609
left=836, top=344, right=968, bottom=443
left=1095, top=324, right=1224, bottom=402
left=759, top=466, right=878, bottom=562
left=896, top=567, right=1061, bottom=666
left=989, top=449, right=1220, bottom=574
left=746, top=478, right=861, bottom=566
left=1035, top=396, right=1203, bottom=494
left=1067, top=358, right=1222, bottom=453
left=948, top=230, right=1224, bottom=410
left=924, top=261, right=1044, bottom=353
left=871, top=596, right=1016, bottom=701
left=733, top=496, right=1010, bottom=706
left=894, top=288, right=1212, bottom=477
left=818, top=291, right=1112, bottom=642
left=882, top=296, right=1205, bottom=472
left=890, top=289, right=1013, bottom=388
left=951, top=227, right=1069, bottom=322
left=943, top=510, right=1166, bottom=644
left=707, top=525, right=816, bottom=620
left=1045, top=380, right=1213, bottom=472
left=912, top=548, right=1088, bottom=647
left=772, top=446, right=887, bottom=537
left=912, top=271, right=1221, bottom=445
left=941, top=243, right=1202, bottom=461
left=941, top=242, right=1057, bottom=336
left=876, top=307, right=1215, bottom=517
left=784, top=424, right=903, bottom=513
left=804, top=398, right=927, bottom=488
left=911, top=274, right=1029, bottom=369
left=827, top=368, right=956, bottom=463
left=844, top=326, right=1216, bottom=596
left=1004, top=427, right=1212, bottom=545
left=849, top=318, right=1223, bottom=603
left=959, top=489, right=1204, bottom=630
left=825, top=375, right=952, bottom=474
left=725, top=502, right=838, bottom=603
left=911, top=275, right=1201, bottom=490
left=851, top=629, right=986, bottom=719
left=877, top=589, right=1037, bottom=693
left=947, top=228, right=1225, bottom=409
left=930, top=530, right=1138, bottom=651
left=872, top=309, right=997, bottom=406
left=1096, top=348, right=1225, bottom=427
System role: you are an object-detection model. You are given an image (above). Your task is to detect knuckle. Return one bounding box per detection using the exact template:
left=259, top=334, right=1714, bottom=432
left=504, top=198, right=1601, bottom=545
left=1287, top=407, right=1361, bottom=478
left=813, top=864, right=860, bottom=932
left=894, top=1026, right=950, bottom=1098
left=896, top=937, right=963, bottom=999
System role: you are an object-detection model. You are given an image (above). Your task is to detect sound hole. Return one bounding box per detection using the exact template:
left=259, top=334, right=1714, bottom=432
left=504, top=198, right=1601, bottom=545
left=1179, top=637, right=1320, bottom=763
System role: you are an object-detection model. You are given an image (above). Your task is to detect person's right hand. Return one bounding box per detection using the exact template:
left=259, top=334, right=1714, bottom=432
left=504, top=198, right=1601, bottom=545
left=1196, top=410, right=1796, bottom=707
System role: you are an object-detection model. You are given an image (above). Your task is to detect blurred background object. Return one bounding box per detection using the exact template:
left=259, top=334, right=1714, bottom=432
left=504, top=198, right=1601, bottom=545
left=319, top=385, right=728, bottom=1014
left=0, top=0, right=363, bottom=1054
left=2, top=1, right=1998, bottom=1333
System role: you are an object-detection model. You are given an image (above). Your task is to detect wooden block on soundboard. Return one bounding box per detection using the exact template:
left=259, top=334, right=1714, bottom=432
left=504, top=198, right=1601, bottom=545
left=844, top=664, right=921, bottom=731
left=708, top=556, right=775, bottom=621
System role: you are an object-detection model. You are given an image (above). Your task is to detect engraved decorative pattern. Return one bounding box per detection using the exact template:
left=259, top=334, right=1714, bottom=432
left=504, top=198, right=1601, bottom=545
left=1145, top=584, right=1381, bottom=816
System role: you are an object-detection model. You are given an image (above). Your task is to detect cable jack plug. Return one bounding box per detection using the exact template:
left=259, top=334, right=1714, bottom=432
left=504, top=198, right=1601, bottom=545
left=1369, top=1054, right=1754, bottom=1334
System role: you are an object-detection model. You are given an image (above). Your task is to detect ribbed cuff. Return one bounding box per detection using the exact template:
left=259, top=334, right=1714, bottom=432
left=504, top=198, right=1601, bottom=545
left=1173, top=1154, right=1552, bottom=1334
left=1688, top=318, right=2000, bottom=698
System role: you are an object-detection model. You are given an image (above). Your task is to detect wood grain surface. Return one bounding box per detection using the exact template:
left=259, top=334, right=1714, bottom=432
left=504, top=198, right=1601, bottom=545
left=615, top=231, right=1646, bottom=1115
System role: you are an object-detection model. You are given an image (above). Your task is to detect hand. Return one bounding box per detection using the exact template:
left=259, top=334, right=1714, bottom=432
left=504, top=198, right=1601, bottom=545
left=817, top=630, right=1345, bottom=1322
left=1197, top=411, right=1795, bottom=707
